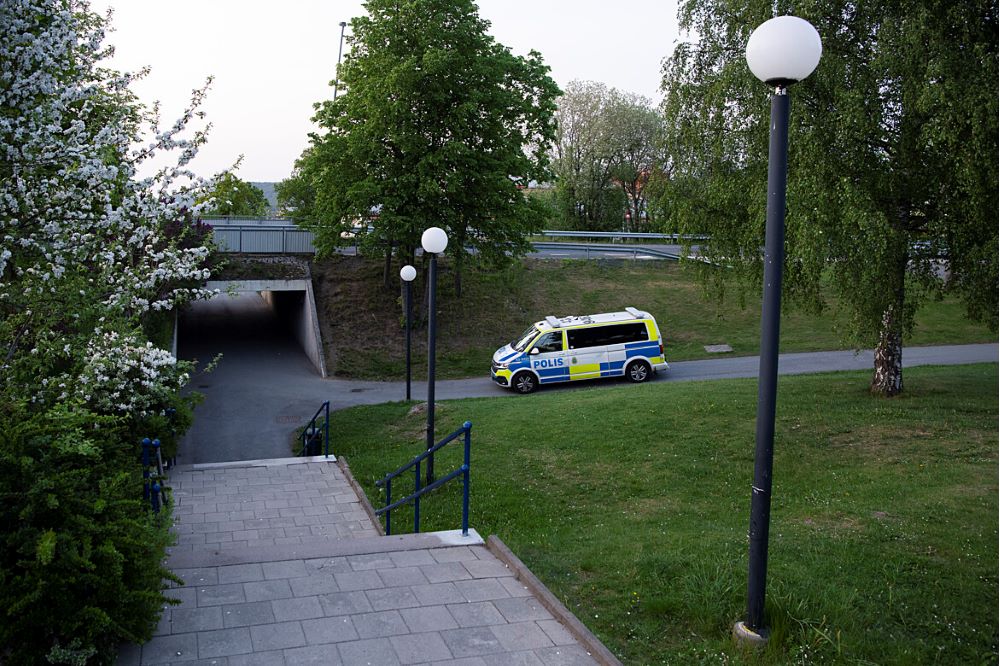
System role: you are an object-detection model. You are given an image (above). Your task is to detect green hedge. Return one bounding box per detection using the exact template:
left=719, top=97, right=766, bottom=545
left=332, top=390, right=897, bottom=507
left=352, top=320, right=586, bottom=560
left=0, top=404, right=177, bottom=665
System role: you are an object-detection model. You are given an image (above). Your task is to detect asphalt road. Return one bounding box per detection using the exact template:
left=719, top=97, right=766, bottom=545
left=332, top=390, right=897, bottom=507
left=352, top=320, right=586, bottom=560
left=177, top=293, right=997, bottom=464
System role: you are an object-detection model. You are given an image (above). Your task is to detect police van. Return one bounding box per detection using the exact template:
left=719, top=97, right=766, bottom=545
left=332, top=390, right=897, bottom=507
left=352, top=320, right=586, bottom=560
left=491, top=307, right=668, bottom=394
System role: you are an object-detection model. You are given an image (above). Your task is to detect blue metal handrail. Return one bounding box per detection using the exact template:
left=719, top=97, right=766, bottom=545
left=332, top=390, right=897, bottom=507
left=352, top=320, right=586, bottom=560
left=375, top=421, right=471, bottom=537
left=300, top=401, right=331, bottom=457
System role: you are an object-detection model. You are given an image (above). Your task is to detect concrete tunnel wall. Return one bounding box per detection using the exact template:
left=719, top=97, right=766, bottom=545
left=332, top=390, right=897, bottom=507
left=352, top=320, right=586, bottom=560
left=205, top=280, right=327, bottom=377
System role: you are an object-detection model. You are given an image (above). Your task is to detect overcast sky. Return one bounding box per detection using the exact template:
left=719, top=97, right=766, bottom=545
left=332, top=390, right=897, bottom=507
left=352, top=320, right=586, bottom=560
left=91, top=1, right=681, bottom=182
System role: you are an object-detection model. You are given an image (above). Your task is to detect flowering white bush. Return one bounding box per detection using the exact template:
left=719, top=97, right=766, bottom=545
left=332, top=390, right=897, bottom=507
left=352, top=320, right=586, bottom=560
left=74, top=329, right=191, bottom=415
left=0, top=0, right=219, bottom=415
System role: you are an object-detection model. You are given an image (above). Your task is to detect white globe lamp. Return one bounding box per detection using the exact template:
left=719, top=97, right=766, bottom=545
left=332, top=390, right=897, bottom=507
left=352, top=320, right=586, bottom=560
left=745, top=16, right=822, bottom=87
left=400, top=265, right=416, bottom=282
left=421, top=227, right=448, bottom=254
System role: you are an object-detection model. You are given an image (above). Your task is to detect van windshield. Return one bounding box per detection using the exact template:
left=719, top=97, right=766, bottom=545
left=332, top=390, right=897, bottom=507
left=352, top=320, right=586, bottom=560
left=511, top=325, right=539, bottom=352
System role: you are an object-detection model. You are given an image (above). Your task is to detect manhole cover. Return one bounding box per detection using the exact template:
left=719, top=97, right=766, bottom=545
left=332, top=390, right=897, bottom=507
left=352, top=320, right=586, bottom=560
left=198, top=384, right=211, bottom=388
left=350, top=388, right=367, bottom=393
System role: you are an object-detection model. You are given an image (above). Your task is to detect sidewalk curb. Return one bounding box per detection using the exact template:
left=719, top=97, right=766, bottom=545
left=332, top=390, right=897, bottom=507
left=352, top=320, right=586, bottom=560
left=486, top=535, right=623, bottom=666
left=337, top=455, right=385, bottom=536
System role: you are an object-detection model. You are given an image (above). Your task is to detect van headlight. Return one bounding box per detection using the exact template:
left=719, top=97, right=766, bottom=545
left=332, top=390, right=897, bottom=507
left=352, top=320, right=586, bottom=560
left=494, top=360, right=510, bottom=369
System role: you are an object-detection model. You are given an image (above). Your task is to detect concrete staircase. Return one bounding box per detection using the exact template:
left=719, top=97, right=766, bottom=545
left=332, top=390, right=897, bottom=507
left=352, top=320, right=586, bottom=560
left=117, top=456, right=618, bottom=665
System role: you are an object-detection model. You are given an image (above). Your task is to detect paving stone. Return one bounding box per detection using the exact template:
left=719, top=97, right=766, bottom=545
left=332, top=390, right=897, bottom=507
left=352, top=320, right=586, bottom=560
left=489, top=622, right=553, bottom=652
left=387, top=550, right=437, bottom=568
left=378, top=566, right=429, bottom=588
left=530, top=645, right=600, bottom=665
left=318, top=591, right=373, bottom=617
left=497, top=578, right=532, bottom=598
left=366, top=586, right=422, bottom=612
left=421, top=562, right=473, bottom=584
left=454, top=578, right=510, bottom=603
left=399, top=605, right=459, bottom=633
left=462, top=560, right=512, bottom=579
left=410, top=582, right=465, bottom=606
left=290, top=574, right=339, bottom=597
left=440, top=627, right=505, bottom=658
left=347, top=553, right=395, bottom=571
left=430, top=547, right=478, bottom=563
left=424, top=659, right=487, bottom=666
left=250, top=621, right=307, bottom=651
left=222, top=602, right=276, bottom=628
left=262, top=560, right=309, bottom=580
left=217, top=564, right=265, bottom=585
left=227, top=651, right=283, bottom=666
left=390, top=631, right=453, bottom=664
left=492, top=597, right=552, bottom=623
left=446, top=602, right=506, bottom=628
left=301, top=616, right=360, bottom=644
left=333, top=569, right=384, bottom=591
left=170, top=607, right=225, bottom=634
left=282, top=643, right=343, bottom=665
left=140, top=633, right=199, bottom=663
left=270, top=596, right=324, bottom=622
left=197, top=628, right=253, bottom=659
left=337, top=638, right=401, bottom=666
left=537, top=620, right=577, bottom=646
left=177, top=568, right=220, bottom=587
left=353, top=610, right=410, bottom=639
left=198, top=584, right=247, bottom=607
left=244, top=580, right=293, bottom=603
left=165, top=587, right=198, bottom=610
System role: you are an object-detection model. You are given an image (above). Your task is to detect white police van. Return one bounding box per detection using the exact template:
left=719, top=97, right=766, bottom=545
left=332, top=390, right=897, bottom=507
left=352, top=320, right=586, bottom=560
left=491, top=307, right=668, bottom=394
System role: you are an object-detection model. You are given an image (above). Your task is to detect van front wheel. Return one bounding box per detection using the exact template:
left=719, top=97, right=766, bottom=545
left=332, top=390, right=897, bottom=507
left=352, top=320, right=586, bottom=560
left=512, top=372, right=538, bottom=394
left=626, top=360, right=651, bottom=383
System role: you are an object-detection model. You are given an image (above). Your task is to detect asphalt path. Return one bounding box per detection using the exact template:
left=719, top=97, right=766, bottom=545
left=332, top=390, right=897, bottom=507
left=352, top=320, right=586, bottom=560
left=177, top=293, right=997, bottom=464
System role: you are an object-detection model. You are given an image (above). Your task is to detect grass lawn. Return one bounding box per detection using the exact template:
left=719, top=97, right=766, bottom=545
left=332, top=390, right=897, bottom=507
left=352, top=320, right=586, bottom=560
left=308, top=256, right=995, bottom=380
left=330, top=364, right=998, bottom=664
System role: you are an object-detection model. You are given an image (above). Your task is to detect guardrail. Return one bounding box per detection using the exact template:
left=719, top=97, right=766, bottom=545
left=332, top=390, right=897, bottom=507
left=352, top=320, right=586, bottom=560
left=375, top=421, right=472, bottom=536
left=208, top=221, right=697, bottom=258
left=299, top=401, right=331, bottom=457
left=532, top=242, right=682, bottom=261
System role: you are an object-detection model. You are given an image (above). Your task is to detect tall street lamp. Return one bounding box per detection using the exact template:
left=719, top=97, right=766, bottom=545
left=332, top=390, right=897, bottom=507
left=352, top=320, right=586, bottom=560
left=421, top=227, right=448, bottom=485
left=735, top=15, right=822, bottom=646
left=333, top=21, right=347, bottom=100
left=400, top=264, right=416, bottom=401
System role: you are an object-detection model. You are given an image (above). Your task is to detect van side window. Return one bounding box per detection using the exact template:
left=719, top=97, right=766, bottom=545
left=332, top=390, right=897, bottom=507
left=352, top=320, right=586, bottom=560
left=532, top=331, right=563, bottom=353
left=568, top=323, right=648, bottom=349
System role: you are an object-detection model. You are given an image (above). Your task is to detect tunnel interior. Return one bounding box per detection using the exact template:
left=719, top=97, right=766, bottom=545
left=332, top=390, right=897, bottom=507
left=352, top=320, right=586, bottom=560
left=177, top=289, right=317, bottom=375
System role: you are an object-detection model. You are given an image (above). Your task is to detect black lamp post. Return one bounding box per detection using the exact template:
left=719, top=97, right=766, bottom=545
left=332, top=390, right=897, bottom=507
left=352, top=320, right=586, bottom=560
left=421, top=227, right=448, bottom=485
left=735, top=16, right=822, bottom=645
left=400, top=264, right=416, bottom=401
left=333, top=21, right=347, bottom=100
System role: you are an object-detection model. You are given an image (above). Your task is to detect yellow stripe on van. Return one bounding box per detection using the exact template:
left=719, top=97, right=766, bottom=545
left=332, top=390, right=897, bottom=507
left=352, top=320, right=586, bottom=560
left=569, top=363, right=600, bottom=378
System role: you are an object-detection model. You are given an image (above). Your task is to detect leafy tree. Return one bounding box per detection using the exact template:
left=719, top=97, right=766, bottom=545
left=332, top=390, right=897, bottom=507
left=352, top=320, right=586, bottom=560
left=552, top=81, right=667, bottom=231
left=294, top=0, right=560, bottom=293
left=660, top=0, right=998, bottom=396
left=1, top=1, right=217, bottom=661
left=199, top=172, right=270, bottom=217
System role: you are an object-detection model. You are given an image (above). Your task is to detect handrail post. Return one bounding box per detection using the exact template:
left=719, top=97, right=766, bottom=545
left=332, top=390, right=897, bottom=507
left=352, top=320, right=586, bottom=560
left=385, top=478, right=392, bottom=536
left=462, top=421, right=471, bottom=537
left=324, top=401, right=330, bottom=458
left=414, top=460, right=421, bottom=533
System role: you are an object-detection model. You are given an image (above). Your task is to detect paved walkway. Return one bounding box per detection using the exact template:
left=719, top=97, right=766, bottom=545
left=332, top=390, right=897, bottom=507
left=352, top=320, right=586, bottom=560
left=118, top=457, right=608, bottom=665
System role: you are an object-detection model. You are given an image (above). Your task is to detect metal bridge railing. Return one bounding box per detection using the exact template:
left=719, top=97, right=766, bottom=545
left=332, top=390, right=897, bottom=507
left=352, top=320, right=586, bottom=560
left=299, top=401, right=331, bottom=457
left=375, top=421, right=472, bottom=536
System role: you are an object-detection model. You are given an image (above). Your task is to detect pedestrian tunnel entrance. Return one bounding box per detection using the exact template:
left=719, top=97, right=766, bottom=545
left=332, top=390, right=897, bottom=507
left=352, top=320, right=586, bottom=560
left=178, top=280, right=327, bottom=378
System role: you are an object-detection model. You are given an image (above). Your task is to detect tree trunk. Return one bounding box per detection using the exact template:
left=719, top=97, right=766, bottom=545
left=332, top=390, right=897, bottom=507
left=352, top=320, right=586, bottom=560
left=382, top=245, right=392, bottom=291
left=454, top=229, right=464, bottom=299
left=871, top=302, right=903, bottom=396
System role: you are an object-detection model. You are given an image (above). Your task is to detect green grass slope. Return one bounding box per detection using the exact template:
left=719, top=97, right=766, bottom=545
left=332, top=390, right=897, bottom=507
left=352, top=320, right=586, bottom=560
left=309, top=256, right=994, bottom=380
left=331, top=364, right=998, bottom=664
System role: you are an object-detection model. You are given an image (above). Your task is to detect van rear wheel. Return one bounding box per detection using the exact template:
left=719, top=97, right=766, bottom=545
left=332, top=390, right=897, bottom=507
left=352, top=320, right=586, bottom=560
left=512, top=372, right=538, bottom=394
left=626, top=360, right=651, bottom=383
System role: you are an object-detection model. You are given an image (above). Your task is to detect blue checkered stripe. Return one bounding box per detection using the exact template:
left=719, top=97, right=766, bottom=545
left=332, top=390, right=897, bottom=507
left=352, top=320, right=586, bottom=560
left=597, top=342, right=661, bottom=378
